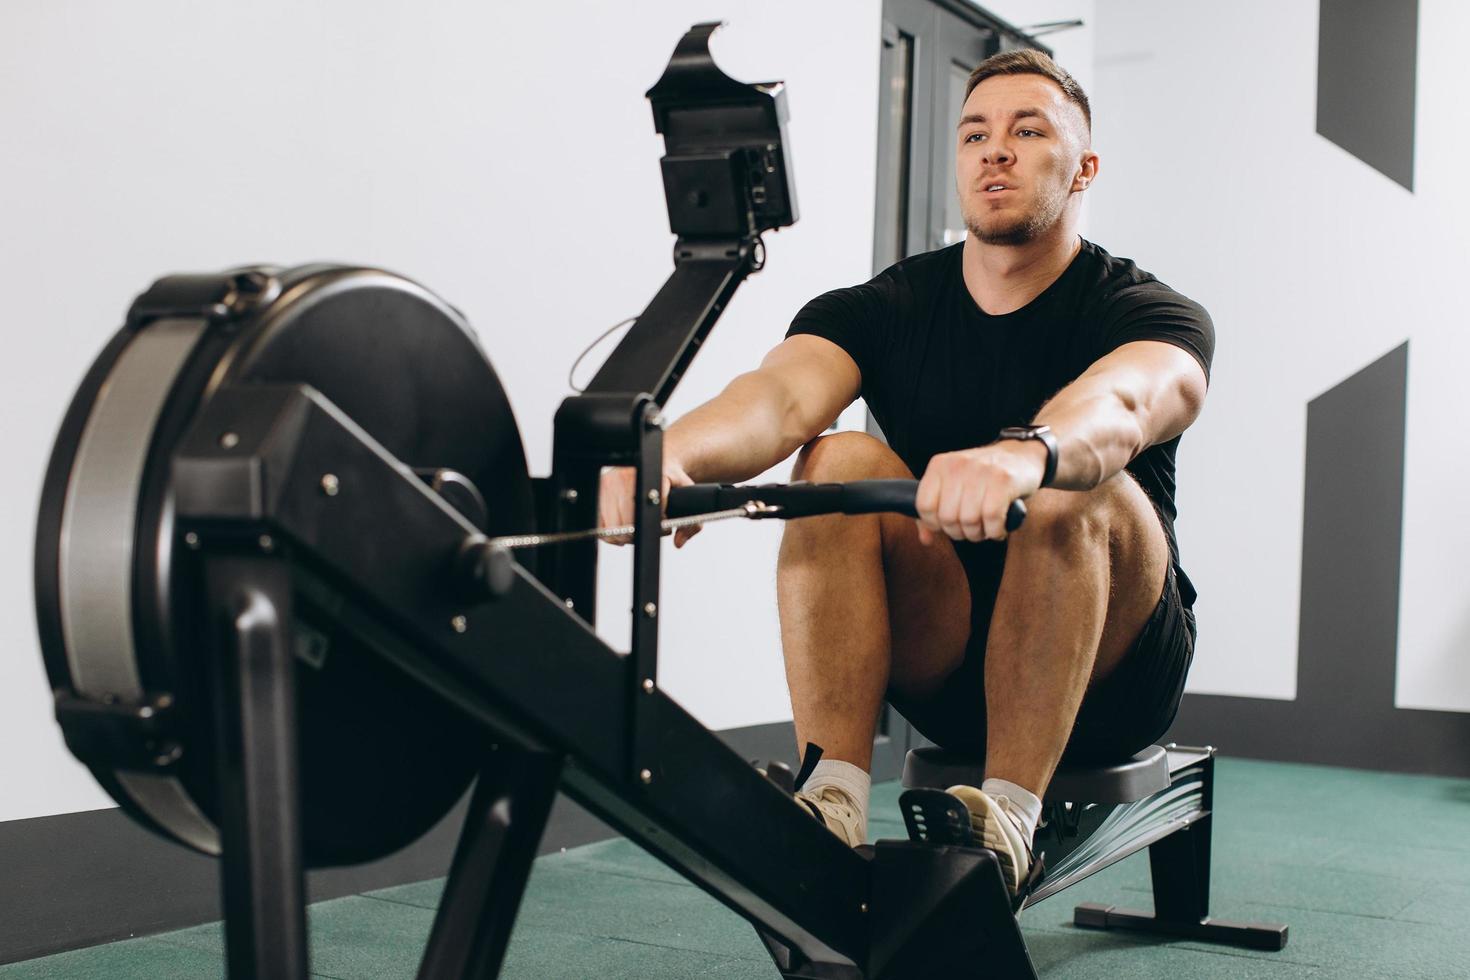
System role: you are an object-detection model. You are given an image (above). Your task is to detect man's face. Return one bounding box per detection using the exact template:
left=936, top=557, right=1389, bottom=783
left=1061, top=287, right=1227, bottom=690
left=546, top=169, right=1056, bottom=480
left=955, top=73, right=1092, bottom=246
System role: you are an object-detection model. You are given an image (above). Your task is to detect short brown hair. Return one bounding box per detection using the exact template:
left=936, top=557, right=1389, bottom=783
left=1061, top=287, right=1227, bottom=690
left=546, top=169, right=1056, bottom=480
left=965, top=49, right=1091, bottom=132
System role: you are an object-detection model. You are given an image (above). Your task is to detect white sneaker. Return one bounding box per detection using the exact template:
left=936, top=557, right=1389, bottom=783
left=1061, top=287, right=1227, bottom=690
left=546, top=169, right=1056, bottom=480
left=794, top=786, right=866, bottom=847
left=946, top=784, right=1033, bottom=897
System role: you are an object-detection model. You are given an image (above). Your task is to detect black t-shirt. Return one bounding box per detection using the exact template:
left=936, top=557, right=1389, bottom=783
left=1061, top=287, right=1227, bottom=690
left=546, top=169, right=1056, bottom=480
left=786, top=240, right=1213, bottom=606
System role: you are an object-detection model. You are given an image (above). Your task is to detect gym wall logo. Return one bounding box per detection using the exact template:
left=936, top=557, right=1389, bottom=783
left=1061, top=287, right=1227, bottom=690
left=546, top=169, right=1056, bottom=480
left=1172, top=342, right=1470, bottom=777
left=1316, top=0, right=1418, bottom=191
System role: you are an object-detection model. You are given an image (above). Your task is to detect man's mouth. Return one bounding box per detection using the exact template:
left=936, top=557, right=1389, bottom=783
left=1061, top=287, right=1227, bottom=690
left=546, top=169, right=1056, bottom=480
left=983, top=183, right=1013, bottom=194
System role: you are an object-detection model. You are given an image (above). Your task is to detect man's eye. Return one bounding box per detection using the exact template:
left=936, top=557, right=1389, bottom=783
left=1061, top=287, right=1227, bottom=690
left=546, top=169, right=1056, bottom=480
left=1018, top=129, right=1041, bottom=137
left=965, top=133, right=986, bottom=143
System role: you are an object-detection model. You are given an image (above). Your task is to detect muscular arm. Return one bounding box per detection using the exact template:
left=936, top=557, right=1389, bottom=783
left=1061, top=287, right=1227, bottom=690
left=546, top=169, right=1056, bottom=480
left=915, top=340, right=1207, bottom=543
left=1030, top=340, right=1209, bottom=490
left=666, top=334, right=862, bottom=482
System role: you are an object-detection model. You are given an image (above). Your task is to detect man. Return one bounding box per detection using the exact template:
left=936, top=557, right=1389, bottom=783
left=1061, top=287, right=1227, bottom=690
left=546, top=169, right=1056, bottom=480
left=601, top=49, right=1211, bottom=897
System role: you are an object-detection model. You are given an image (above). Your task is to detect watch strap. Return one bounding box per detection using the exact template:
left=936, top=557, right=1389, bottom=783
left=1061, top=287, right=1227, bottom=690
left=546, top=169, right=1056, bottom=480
left=997, top=425, right=1058, bottom=488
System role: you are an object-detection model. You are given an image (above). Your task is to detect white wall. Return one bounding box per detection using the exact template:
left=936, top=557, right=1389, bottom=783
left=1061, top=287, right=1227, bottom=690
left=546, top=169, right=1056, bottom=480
left=1089, top=0, right=1470, bottom=707
left=31, top=0, right=1442, bottom=826
left=983, top=1, right=1096, bottom=101
left=0, top=0, right=881, bottom=823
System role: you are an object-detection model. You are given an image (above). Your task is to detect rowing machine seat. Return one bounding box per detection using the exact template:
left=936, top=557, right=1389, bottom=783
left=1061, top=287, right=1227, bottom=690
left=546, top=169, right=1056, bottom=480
left=901, top=744, right=1171, bottom=804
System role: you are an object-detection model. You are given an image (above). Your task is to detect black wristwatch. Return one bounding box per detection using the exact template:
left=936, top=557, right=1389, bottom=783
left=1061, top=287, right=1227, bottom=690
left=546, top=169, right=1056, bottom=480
left=997, top=425, right=1059, bottom=488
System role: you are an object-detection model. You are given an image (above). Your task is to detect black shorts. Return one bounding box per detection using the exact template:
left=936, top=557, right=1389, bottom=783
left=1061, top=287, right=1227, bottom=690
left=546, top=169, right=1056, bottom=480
left=886, top=539, right=1196, bottom=765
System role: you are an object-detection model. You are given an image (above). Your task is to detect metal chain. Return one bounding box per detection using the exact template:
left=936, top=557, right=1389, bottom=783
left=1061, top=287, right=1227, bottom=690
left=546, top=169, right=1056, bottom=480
left=486, top=501, right=783, bottom=551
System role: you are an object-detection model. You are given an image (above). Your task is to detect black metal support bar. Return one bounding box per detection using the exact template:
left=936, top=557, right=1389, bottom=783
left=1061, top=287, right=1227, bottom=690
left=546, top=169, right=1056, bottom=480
left=541, top=241, right=759, bottom=616
left=630, top=401, right=665, bottom=783
left=543, top=391, right=664, bottom=627
left=206, top=553, right=308, bottom=980
left=173, top=382, right=874, bottom=965
left=416, top=748, right=565, bottom=980
left=584, top=239, right=760, bottom=405
left=1151, top=750, right=1215, bottom=926
left=1149, top=821, right=1213, bottom=925
left=541, top=459, right=600, bottom=621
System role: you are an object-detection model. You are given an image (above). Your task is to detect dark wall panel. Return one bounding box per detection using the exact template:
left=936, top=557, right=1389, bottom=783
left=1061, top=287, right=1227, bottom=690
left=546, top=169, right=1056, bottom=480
left=1317, top=0, right=1418, bottom=190
left=1172, top=342, right=1470, bottom=777
left=1296, top=340, right=1406, bottom=718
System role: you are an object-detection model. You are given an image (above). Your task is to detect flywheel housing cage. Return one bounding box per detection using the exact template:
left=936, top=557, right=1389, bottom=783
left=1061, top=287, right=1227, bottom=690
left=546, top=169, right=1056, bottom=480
left=35, top=265, right=535, bottom=865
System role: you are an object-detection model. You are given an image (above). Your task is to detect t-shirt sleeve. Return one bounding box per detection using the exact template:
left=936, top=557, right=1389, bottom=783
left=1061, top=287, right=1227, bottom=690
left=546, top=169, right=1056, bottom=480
left=785, top=280, right=888, bottom=387
left=1099, top=281, right=1215, bottom=385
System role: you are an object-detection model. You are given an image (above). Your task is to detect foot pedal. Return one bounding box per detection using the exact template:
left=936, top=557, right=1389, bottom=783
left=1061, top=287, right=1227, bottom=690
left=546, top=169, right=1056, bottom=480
left=899, top=788, right=973, bottom=845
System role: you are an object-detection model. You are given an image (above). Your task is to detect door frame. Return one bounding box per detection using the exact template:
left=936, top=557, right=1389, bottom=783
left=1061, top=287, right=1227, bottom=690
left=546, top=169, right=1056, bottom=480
left=867, top=0, right=1048, bottom=780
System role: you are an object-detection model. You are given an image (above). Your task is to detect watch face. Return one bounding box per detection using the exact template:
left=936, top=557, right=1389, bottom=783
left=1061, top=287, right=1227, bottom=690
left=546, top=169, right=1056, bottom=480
left=1000, top=426, right=1038, bottom=438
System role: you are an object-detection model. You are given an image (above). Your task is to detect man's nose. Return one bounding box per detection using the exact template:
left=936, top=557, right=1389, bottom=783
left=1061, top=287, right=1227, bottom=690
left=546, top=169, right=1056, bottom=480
left=983, top=140, right=1013, bottom=166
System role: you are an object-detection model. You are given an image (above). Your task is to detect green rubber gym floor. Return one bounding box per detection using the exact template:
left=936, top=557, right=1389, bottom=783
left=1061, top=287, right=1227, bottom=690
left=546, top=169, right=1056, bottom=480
left=5, top=756, right=1468, bottom=979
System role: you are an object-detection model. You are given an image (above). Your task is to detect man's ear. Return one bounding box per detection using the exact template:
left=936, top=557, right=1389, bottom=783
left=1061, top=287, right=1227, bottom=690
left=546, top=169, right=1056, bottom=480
left=1073, top=149, right=1100, bottom=191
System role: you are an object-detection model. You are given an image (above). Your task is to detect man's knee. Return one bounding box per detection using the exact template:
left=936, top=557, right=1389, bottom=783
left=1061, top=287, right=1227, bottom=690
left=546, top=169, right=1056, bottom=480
left=783, top=433, right=914, bottom=555
left=792, top=431, right=911, bottom=483
left=1012, top=474, right=1138, bottom=547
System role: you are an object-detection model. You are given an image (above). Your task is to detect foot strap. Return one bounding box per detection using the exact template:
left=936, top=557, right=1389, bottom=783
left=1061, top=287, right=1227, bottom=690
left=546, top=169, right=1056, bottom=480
left=793, top=742, right=824, bottom=792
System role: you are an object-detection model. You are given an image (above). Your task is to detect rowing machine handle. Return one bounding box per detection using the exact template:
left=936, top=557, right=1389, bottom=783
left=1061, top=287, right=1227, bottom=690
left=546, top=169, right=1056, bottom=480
left=665, top=479, right=1027, bottom=532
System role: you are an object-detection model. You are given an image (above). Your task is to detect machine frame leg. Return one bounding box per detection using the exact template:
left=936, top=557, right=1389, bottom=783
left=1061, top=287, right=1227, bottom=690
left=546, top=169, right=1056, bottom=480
left=1073, top=756, right=1288, bottom=951
left=208, top=554, right=309, bottom=980
left=1150, top=812, right=1213, bottom=924
left=756, top=841, right=1038, bottom=980
left=416, top=747, right=564, bottom=980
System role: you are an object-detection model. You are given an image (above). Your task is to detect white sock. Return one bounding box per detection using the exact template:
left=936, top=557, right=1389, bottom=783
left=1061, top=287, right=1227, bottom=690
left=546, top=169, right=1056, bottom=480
left=981, top=777, right=1042, bottom=843
left=803, top=759, right=871, bottom=836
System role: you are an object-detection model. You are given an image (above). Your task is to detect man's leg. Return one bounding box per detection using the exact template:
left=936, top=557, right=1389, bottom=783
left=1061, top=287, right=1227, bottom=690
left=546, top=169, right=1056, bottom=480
left=776, top=432, right=973, bottom=772
left=982, top=471, right=1171, bottom=799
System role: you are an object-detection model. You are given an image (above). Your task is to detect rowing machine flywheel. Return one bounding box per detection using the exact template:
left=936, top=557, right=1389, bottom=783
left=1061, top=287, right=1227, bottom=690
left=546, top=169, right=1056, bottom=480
left=35, top=266, right=534, bottom=865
